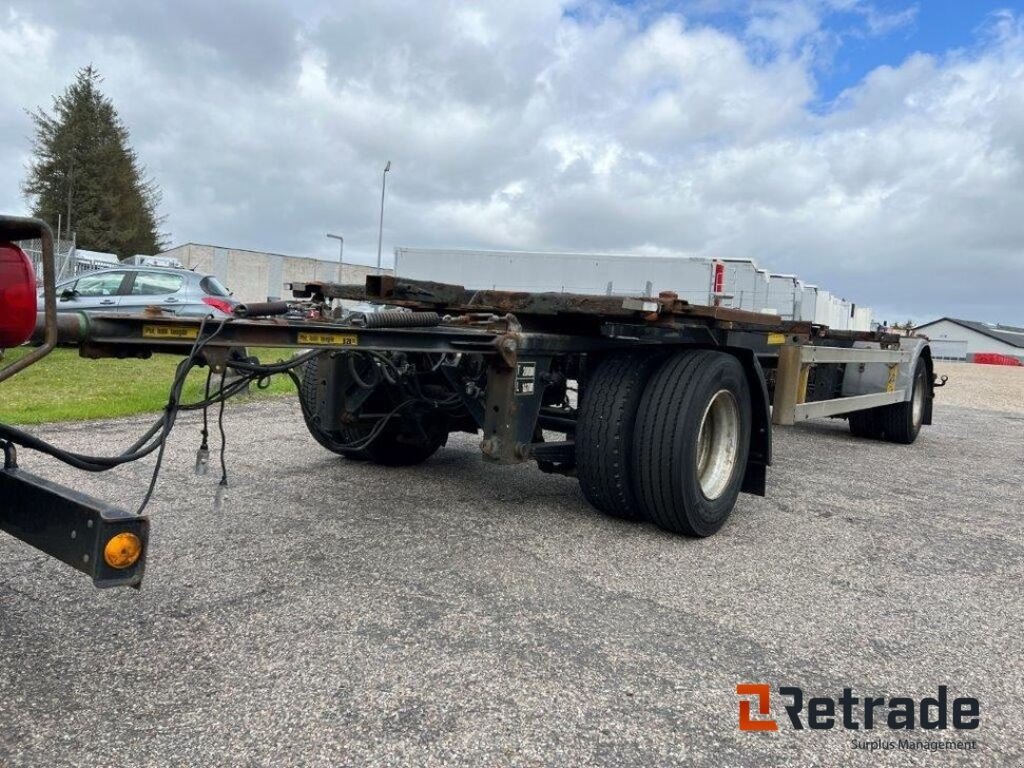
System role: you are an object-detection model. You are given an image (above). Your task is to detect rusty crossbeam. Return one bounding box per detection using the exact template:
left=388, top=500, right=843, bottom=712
left=289, top=275, right=788, bottom=329
left=290, top=275, right=905, bottom=347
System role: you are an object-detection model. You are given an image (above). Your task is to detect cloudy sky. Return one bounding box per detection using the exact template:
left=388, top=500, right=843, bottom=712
left=2, top=1, right=1023, bottom=324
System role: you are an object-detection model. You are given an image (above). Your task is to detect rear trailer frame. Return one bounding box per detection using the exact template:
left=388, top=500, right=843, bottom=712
left=8, top=271, right=939, bottom=583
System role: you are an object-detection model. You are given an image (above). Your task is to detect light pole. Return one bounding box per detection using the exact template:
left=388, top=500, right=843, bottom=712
left=326, top=232, right=344, bottom=282
left=377, top=160, right=391, bottom=275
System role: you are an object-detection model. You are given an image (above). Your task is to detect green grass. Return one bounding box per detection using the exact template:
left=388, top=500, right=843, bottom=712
left=0, top=346, right=297, bottom=425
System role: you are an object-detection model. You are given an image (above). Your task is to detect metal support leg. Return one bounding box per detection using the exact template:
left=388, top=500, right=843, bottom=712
left=772, top=345, right=805, bottom=426
left=480, top=355, right=551, bottom=464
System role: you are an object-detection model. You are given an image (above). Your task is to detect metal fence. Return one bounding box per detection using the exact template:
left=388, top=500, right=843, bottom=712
left=18, top=235, right=116, bottom=284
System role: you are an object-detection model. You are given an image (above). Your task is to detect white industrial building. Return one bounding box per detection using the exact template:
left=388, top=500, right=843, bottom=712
left=21, top=237, right=388, bottom=304
left=914, top=318, right=1024, bottom=362
left=157, top=243, right=389, bottom=303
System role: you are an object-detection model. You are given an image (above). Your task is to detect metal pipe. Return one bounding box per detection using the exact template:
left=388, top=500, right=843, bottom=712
left=233, top=301, right=290, bottom=318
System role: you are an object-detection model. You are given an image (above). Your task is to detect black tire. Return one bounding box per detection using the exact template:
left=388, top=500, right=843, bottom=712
left=299, top=354, right=370, bottom=459
left=877, top=358, right=928, bottom=444
left=848, top=409, right=883, bottom=439
left=631, top=350, right=751, bottom=537
left=299, top=354, right=445, bottom=465
left=576, top=353, right=666, bottom=520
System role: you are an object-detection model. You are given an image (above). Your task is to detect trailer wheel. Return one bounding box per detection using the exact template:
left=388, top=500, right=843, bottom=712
left=299, top=354, right=372, bottom=459
left=576, top=353, right=666, bottom=520
left=877, top=358, right=928, bottom=444
left=299, top=354, right=446, bottom=465
left=632, top=350, right=751, bottom=536
left=847, top=409, right=883, bottom=439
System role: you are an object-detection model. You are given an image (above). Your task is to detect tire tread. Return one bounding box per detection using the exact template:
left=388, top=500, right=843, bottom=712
left=577, top=353, right=664, bottom=519
left=632, top=351, right=751, bottom=536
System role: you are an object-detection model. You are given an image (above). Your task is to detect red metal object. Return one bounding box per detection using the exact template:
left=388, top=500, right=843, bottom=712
left=0, top=241, right=37, bottom=347
left=713, top=261, right=725, bottom=294
left=972, top=352, right=1022, bottom=366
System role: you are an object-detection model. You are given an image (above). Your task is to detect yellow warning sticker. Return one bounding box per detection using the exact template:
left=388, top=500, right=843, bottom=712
left=767, top=333, right=787, bottom=345
left=142, top=325, right=199, bottom=340
left=297, top=332, right=359, bottom=347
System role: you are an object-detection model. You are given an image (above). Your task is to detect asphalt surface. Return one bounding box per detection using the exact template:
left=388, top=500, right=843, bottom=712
left=0, top=397, right=1021, bottom=767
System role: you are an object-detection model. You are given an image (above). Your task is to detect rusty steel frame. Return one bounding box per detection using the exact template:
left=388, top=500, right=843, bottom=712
left=289, top=275, right=791, bottom=327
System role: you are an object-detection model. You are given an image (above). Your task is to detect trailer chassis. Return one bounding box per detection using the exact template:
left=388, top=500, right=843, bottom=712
left=43, top=274, right=935, bottom=497
left=1, top=215, right=940, bottom=585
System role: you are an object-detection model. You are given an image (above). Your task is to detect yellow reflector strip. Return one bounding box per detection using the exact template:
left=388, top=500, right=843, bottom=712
left=767, top=333, right=787, bottom=345
left=103, top=532, right=143, bottom=569
left=142, top=325, right=199, bottom=340
left=297, top=332, right=358, bottom=346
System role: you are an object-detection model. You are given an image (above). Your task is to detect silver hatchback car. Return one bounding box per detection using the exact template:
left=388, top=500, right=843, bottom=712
left=44, top=266, right=239, bottom=316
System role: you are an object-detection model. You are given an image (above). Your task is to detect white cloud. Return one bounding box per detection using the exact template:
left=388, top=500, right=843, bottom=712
left=861, top=3, right=917, bottom=37
left=0, top=10, right=58, bottom=212
left=0, top=1, right=1022, bottom=322
left=746, top=0, right=822, bottom=51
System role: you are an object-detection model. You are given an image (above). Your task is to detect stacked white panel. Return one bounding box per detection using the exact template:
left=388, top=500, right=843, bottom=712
left=394, top=248, right=719, bottom=305
left=813, top=290, right=832, bottom=325
left=828, top=295, right=847, bottom=330
left=800, top=285, right=818, bottom=323
left=721, top=258, right=770, bottom=312
left=852, top=307, right=874, bottom=331
left=767, top=275, right=801, bottom=320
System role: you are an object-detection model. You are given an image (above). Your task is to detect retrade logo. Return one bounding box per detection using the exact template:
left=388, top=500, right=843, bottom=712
left=735, top=684, right=979, bottom=732
left=736, top=683, right=778, bottom=731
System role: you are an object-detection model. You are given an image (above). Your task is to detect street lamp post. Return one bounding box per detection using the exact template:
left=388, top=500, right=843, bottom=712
left=326, top=232, right=344, bottom=282
left=377, top=160, right=391, bottom=275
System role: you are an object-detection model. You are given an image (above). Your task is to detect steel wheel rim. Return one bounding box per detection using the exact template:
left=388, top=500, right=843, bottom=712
left=911, top=370, right=925, bottom=428
left=695, top=389, right=741, bottom=500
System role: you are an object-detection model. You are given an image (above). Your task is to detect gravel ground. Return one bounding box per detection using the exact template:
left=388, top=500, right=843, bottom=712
left=933, top=362, right=1024, bottom=413
left=0, top=383, right=1021, bottom=767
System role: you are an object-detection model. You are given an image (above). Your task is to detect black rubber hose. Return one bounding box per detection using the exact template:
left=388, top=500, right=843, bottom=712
left=348, top=353, right=380, bottom=389
left=233, top=301, right=290, bottom=318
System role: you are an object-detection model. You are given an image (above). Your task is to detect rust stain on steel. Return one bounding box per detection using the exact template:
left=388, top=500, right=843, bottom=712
left=354, top=275, right=788, bottom=327
left=671, top=304, right=783, bottom=326
left=289, top=275, right=823, bottom=334
left=494, top=333, right=520, bottom=369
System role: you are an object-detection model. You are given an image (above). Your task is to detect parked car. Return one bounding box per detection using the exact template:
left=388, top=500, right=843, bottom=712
left=40, top=266, right=239, bottom=316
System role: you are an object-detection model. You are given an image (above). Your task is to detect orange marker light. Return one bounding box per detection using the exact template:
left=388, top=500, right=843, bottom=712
left=103, top=532, right=142, bottom=569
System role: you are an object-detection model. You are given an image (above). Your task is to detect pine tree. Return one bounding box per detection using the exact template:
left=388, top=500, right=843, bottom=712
left=23, top=65, right=166, bottom=259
